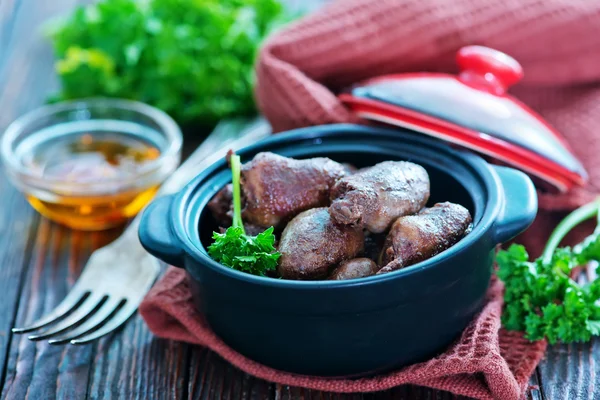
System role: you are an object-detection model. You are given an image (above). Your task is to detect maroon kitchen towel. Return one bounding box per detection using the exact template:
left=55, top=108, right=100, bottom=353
left=140, top=270, right=546, bottom=400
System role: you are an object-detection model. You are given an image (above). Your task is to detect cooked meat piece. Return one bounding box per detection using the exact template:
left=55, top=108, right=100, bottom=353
left=278, top=208, right=364, bottom=280
left=328, top=258, right=379, bottom=280
left=377, top=202, right=472, bottom=274
left=244, top=223, right=270, bottom=237
left=329, top=161, right=430, bottom=233
left=242, top=152, right=347, bottom=229
left=207, top=184, right=233, bottom=226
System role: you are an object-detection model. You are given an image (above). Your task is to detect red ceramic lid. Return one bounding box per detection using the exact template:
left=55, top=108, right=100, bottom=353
left=339, top=45, right=587, bottom=193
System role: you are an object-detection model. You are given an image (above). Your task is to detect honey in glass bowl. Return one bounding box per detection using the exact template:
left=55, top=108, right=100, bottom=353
left=1, top=99, right=182, bottom=231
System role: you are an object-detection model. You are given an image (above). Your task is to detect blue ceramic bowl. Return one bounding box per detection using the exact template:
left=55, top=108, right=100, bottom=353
left=139, top=124, right=537, bottom=377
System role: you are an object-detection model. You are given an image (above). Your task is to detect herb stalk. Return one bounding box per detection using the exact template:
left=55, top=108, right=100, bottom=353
left=542, top=200, right=600, bottom=264
left=230, top=155, right=245, bottom=234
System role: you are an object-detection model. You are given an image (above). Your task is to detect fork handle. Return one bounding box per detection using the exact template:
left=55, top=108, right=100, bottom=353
left=117, top=118, right=271, bottom=244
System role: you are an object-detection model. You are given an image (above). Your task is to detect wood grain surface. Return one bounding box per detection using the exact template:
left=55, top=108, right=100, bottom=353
left=0, top=0, right=594, bottom=399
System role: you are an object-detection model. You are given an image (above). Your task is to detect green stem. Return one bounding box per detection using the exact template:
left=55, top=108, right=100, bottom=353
left=230, top=154, right=245, bottom=234
left=542, top=200, right=600, bottom=264
left=596, top=200, right=600, bottom=231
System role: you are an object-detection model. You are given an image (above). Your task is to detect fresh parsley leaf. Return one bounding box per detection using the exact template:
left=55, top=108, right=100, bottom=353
left=586, top=319, right=600, bottom=335
left=498, top=200, right=600, bottom=344
left=575, top=230, right=600, bottom=265
left=47, top=0, right=293, bottom=125
left=207, top=155, right=280, bottom=276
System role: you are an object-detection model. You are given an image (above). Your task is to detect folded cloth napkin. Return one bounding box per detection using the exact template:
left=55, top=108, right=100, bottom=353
left=140, top=271, right=546, bottom=400
left=141, top=0, right=600, bottom=398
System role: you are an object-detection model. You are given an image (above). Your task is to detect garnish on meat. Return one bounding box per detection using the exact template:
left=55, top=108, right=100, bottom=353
left=207, top=154, right=280, bottom=276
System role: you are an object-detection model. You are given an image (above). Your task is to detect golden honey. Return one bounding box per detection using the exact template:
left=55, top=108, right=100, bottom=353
left=22, top=132, right=162, bottom=230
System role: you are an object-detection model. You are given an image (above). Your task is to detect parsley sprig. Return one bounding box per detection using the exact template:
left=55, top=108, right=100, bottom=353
left=46, top=0, right=292, bottom=125
left=207, top=154, right=280, bottom=276
left=498, top=200, right=600, bottom=344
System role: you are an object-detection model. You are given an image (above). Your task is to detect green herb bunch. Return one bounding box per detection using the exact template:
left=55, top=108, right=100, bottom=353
left=47, top=0, right=290, bottom=125
left=498, top=200, right=600, bottom=344
left=207, top=154, right=280, bottom=276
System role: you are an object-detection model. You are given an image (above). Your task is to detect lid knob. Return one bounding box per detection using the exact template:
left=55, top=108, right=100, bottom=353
left=456, top=46, right=524, bottom=95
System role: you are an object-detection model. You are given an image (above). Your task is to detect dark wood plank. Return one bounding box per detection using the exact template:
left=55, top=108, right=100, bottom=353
left=0, top=0, right=21, bottom=78
left=188, top=349, right=273, bottom=400
left=272, top=384, right=463, bottom=400
left=0, top=0, right=76, bottom=128
left=2, top=220, right=190, bottom=400
left=1, top=222, right=94, bottom=400
left=187, top=349, right=469, bottom=400
left=537, top=339, right=599, bottom=399
left=0, top=0, right=87, bottom=395
left=86, top=309, right=190, bottom=399
left=0, top=174, right=38, bottom=391
left=0, top=0, right=217, bottom=392
left=527, top=368, right=543, bottom=400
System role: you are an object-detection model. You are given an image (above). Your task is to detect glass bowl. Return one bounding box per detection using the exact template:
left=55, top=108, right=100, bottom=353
left=1, top=98, right=182, bottom=230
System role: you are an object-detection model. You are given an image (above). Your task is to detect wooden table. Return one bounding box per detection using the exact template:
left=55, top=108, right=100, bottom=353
left=0, top=1, right=598, bottom=399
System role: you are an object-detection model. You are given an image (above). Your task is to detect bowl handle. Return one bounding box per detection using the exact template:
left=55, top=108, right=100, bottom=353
left=138, top=194, right=185, bottom=268
left=492, top=165, right=538, bottom=243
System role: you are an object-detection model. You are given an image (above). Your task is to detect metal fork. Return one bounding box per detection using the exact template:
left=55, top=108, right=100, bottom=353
left=12, top=117, right=271, bottom=345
